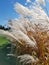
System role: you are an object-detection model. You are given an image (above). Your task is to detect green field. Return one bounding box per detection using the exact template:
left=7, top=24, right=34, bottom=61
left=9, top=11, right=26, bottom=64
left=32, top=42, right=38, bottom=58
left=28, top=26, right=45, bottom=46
left=0, top=35, right=8, bottom=46
left=0, top=35, right=21, bottom=65
left=0, top=35, right=16, bottom=65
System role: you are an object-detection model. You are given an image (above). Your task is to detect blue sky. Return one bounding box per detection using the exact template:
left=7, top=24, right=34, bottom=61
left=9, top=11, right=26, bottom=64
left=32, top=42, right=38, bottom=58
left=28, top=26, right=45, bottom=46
left=0, top=0, right=49, bottom=25
left=0, top=0, right=26, bottom=25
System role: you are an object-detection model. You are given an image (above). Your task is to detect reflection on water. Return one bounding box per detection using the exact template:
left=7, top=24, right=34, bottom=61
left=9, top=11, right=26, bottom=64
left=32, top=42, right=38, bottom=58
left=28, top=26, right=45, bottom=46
left=0, top=44, right=16, bottom=65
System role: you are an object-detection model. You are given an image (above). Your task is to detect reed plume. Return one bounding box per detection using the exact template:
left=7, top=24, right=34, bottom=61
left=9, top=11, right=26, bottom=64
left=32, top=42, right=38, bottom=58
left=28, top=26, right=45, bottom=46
left=0, top=0, right=49, bottom=65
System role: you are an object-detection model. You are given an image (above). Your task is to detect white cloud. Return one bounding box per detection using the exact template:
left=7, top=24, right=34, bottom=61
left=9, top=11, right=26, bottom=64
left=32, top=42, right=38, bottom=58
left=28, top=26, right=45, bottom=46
left=26, top=0, right=31, bottom=3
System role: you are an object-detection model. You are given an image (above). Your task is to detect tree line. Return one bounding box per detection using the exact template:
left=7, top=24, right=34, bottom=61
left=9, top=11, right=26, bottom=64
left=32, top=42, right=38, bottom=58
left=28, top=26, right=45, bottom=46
left=0, top=25, right=11, bottom=30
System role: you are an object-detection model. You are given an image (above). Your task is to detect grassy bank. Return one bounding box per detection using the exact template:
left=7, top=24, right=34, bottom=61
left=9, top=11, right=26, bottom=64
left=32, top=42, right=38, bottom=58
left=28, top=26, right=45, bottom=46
left=0, top=35, right=16, bottom=65
left=0, top=35, right=8, bottom=46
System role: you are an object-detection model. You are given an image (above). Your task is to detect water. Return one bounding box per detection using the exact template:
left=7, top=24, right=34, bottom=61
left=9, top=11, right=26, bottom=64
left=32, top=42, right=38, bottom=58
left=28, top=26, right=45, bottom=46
left=0, top=44, right=16, bottom=65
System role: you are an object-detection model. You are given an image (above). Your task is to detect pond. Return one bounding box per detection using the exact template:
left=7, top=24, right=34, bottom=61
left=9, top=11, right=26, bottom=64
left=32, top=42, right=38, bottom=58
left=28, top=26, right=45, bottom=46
left=0, top=45, right=16, bottom=65
left=0, top=44, right=17, bottom=65
left=0, top=35, right=21, bottom=65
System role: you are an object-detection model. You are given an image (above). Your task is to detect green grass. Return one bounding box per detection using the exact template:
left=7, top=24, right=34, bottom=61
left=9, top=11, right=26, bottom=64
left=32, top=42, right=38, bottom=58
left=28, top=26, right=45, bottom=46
left=0, top=35, right=17, bottom=65
left=0, top=35, right=9, bottom=46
